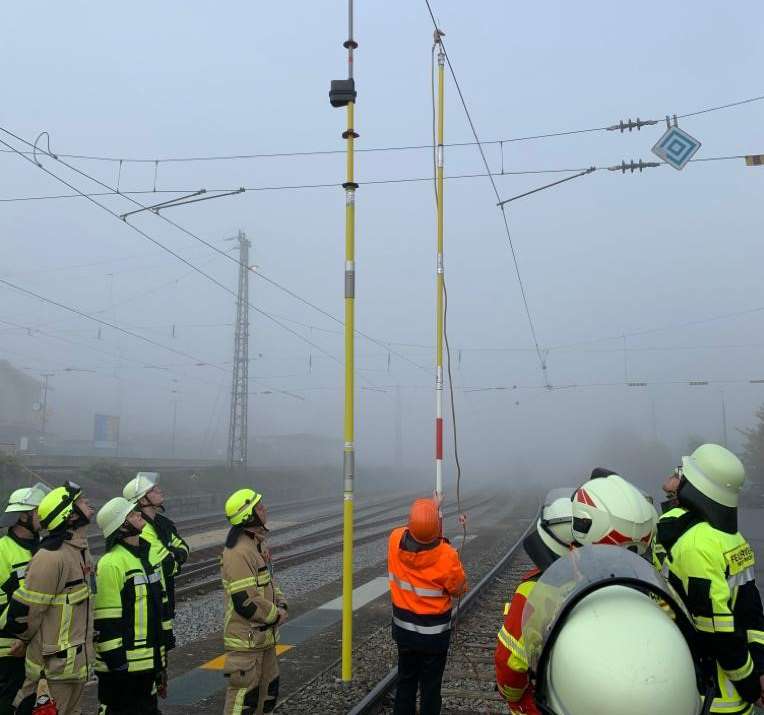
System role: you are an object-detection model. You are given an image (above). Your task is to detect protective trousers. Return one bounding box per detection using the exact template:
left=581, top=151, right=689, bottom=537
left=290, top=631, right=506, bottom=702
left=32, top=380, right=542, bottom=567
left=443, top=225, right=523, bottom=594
left=223, top=648, right=279, bottom=715
left=96, top=670, right=160, bottom=715
left=14, top=678, right=86, bottom=715
left=0, top=656, right=25, bottom=715
left=393, top=647, right=448, bottom=715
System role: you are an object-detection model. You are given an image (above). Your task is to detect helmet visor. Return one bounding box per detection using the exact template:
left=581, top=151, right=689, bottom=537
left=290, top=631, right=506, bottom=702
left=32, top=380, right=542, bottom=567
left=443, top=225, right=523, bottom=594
left=0, top=510, right=22, bottom=527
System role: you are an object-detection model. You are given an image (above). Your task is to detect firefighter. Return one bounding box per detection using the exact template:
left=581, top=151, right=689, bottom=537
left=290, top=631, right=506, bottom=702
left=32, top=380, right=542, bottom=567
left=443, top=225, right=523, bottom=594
left=94, top=497, right=171, bottom=714
left=387, top=497, right=467, bottom=715
left=652, top=464, right=690, bottom=575
left=123, top=472, right=189, bottom=635
left=6, top=482, right=94, bottom=715
left=222, top=488, right=287, bottom=715
left=663, top=444, right=764, bottom=713
left=524, top=544, right=703, bottom=715
left=0, top=484, right=49, bottom=714
left=495, top=475, right=656, bottom=714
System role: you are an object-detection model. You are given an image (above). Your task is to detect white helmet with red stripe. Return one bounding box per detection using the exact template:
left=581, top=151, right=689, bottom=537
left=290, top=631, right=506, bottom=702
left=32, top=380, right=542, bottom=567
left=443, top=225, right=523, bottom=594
left=571, top=474, right=656, bottom=554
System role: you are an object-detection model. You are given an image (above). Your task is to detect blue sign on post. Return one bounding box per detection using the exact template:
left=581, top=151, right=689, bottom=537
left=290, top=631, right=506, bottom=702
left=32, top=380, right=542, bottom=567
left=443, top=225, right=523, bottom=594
left=94, top=414, right=120, bottom=449
left=651, top=127, right=701, bottom=170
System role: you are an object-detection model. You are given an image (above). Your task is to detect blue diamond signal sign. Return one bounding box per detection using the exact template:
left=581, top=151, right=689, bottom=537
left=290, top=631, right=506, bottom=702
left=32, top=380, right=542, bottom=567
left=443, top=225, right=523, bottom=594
left=651, top=126, right=702, bottom=170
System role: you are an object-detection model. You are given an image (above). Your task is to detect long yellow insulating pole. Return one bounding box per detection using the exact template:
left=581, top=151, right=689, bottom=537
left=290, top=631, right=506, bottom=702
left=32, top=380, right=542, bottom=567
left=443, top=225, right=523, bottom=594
left=435, top=40, right=445, bottom=499
left=341, top=98, right=356, bottom=683
left=340, top=0, right=357, bottom=683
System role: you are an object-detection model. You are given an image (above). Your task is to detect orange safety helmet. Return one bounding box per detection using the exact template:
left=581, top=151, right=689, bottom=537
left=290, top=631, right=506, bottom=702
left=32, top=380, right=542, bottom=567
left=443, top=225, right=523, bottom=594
left=407, top=498, right=440, bottom=544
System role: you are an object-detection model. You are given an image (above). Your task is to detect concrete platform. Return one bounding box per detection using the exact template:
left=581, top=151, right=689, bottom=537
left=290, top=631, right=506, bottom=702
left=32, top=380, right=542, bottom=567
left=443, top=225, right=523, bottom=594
left=155, top=533, right=475, bottom=713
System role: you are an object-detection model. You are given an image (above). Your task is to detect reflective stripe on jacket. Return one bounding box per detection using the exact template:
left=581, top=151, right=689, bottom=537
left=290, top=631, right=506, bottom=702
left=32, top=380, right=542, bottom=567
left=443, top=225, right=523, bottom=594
left=387, top=526, right=466, bottom=651
left=495, top=570, right=538, bottom=704
left=652, top=506, right=688, bottom=576
left=94, top=540, right=169, bottom=674
left=222, top=528, right=283, bottom=652
left=666, top=520, right=764, bottom=715
left=4, top=530, right=93, bottom=682
left=0, top=531, right=36, bottom=657
left=141, top=514, right=189, bottom=620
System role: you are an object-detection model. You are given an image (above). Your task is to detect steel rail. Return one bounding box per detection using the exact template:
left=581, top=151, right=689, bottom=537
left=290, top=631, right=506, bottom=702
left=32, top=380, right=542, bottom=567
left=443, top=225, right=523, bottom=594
left=346, top=505, right=540, bottom=715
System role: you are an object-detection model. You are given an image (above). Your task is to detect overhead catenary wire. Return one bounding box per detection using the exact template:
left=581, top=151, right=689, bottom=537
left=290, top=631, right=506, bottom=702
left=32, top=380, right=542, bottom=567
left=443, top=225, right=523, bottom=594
left=0, top=126, right=428, bottom=378
left=0, top=130, right=349, bottom=374
left=0, top=152, right=755, bottom=204
left=423, top=0, right=549, bottom=385
left=0, top=275, right=224, bottom=370
left=0, top=94, right=760, bottom=164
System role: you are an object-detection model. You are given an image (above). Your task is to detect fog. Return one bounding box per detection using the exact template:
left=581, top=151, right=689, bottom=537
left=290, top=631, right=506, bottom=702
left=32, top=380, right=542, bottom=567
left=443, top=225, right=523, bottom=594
left=2, top=2, right=763, bottom=497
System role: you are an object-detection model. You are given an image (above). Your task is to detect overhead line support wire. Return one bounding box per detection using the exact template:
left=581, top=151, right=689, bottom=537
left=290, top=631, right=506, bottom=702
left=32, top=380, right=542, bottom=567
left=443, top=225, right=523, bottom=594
left=2, top=94, right=761, bottom=164
left=118, top=188, right=245, bottom=220
left=1, top=126, right=423, bottom=379
left=0, top=152, right=755, bottom=204
left=0, top=275, right=223, bottom=370
left=497, top=167, right=597, bottom=206
left=0, top=128, right=348, bottom=374
left=422, top=0, right=549, bottom=386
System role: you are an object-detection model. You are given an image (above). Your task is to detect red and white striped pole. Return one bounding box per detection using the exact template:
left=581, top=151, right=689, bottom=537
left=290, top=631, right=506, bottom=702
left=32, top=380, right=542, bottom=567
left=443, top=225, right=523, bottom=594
left=434, top=36, right=445, bottom=514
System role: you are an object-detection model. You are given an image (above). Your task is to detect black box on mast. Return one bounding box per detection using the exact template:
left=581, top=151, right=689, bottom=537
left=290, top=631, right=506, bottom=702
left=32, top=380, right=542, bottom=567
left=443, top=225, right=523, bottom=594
left=329, top=79, right=356, bottom=108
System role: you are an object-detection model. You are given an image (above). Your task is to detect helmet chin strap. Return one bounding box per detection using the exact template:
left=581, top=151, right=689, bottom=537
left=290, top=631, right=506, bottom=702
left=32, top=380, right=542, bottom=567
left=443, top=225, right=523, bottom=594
left=69, top=503, right=91, bottom=529
left=141, top=493, right=165, bottom=514
left=17, top=513, right=40, bottom=536
left=119, top=521, right=143, bottom=538
left=244, top=510, right=267, bottom=532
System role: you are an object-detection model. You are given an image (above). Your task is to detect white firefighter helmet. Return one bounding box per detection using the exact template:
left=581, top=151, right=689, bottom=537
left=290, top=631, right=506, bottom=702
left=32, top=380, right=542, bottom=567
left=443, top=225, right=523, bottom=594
left=537, top=495, right=575, bottom=558
left=682, top=443, right=745, bottom=509
left=572, top=474, right=655, bottom=554
left=97, top=497, right=136, bottom=539
left=545, top=585, right=700, bottom=715
left=123, top=472, right=159, bottom=504
left=0, top=483, right=51, bottom=527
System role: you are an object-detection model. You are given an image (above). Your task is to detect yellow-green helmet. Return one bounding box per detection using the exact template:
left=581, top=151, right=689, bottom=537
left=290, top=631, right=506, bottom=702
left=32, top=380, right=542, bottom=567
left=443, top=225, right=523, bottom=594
left=225, top=488, right=262, bottom=526
left=38, top=481, right=82, bottom=531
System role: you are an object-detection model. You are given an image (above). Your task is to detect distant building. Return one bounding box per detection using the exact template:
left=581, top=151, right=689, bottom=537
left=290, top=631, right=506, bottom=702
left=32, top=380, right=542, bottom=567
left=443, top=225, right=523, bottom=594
left=0, top=360, right=39, bottom=449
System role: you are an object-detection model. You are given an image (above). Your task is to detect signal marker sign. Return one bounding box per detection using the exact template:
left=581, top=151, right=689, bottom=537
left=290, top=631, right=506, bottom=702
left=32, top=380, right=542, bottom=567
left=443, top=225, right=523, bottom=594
left=651, top=127, right=702, bottom=170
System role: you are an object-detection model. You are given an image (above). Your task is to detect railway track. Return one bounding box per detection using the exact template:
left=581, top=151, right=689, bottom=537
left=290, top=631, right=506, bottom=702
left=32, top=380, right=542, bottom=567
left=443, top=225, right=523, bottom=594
left=346, top=508, right=539, bottom=715
left=87, top=492, right=418, bottom=557
left=175, top=493, right=498, bottom=599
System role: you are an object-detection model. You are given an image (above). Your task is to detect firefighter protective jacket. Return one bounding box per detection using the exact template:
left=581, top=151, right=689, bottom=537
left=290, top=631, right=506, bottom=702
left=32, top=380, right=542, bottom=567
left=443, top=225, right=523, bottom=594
left=495, top=568, right=540, bottom=710
left=4, top=529, right=93, bottom=683
left=665, top=518, right=764, bottom=715
left=0, top=530, right=37, bottom=658
left=141, top=512, right=189, bottom=618
left=222, top=528, right=286, bottom=652
left=652, top=505, right=689, bottom=575
left=387, top=527, right=466, bottom=651
left=94, top=539, right=171, bottom=674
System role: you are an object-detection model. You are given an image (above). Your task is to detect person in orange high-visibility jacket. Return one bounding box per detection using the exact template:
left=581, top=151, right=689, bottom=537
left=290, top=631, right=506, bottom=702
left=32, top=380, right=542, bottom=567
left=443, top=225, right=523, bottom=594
left=388, top=498, right=467, bottom=715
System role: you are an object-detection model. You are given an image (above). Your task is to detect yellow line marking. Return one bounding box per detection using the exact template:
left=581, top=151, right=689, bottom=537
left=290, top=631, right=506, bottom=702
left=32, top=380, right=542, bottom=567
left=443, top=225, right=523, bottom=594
left=200, top=644, right=294, bottom=671
left=200, top=654, right=226, bottom=670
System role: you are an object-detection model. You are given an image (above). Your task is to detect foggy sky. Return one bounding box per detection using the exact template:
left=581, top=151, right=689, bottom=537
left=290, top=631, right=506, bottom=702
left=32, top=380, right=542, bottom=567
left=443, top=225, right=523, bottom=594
left=2, top=2, right=763, bottom=491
